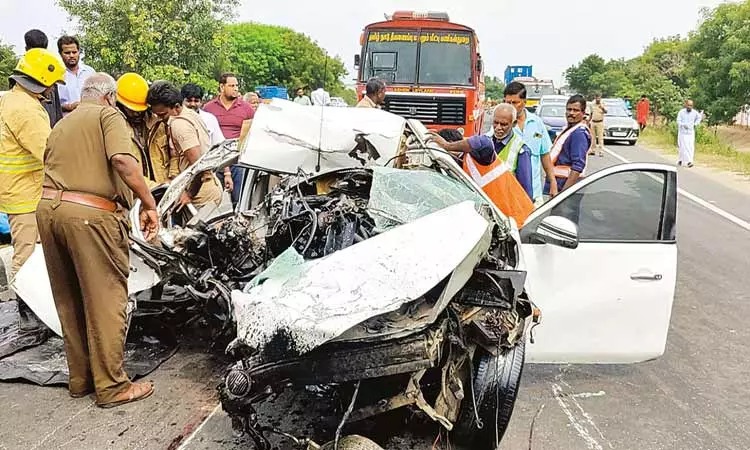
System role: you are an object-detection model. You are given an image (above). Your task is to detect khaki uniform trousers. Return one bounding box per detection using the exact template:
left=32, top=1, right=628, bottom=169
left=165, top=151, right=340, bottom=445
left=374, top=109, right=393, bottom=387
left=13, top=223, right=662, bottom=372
left=8, top=212, right=37, bottom=278
left=592, top=121, right=605, bottom=149
left=35, top=199, right=132, bottom=403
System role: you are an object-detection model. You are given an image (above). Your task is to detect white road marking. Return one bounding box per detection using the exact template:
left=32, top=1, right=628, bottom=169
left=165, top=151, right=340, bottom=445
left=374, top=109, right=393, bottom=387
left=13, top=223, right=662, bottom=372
left=603, top=146, right=750, bottom=232
left=571, top=391, right=607, bottom=399
left=552, top=383, right=603, bottom=450
left=177, top=403, right=222, bottom=450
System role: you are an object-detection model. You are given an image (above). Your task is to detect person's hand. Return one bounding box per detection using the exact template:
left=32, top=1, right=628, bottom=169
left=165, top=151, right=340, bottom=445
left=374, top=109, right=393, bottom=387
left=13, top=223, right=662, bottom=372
left=139, top=208, right=159, bottom=241
left=64, top=101, right=80, bottom=112
left=223, top=171, right=234, bottom=192
left=549, top=183, right=559, bottom=198
left=426, top=131, right=447, bottom=148
left=176, top=191, right=193, bottom=212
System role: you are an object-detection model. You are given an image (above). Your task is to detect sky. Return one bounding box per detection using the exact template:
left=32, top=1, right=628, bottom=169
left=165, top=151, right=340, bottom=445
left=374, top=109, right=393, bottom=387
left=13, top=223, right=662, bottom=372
left=0, top=0, right=733, bottom=87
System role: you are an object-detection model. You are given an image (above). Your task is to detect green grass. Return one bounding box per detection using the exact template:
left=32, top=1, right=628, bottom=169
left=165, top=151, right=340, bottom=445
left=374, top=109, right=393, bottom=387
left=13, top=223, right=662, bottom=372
left=640, top=125, right=750, bottom=175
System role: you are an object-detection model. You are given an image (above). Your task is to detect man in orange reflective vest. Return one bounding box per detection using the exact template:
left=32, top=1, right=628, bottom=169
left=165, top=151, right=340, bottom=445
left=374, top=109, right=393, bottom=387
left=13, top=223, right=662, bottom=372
left=430, top=125, right=534, bottom=227
left=546, top=95, right=591, bottom=196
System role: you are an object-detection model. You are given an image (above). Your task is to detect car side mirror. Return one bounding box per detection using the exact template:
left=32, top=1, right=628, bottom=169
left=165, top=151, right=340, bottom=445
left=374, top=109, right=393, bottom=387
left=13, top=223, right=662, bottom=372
left=354, top=54, right=361, bottom=68
left=531, top=216, right=579, bottom=249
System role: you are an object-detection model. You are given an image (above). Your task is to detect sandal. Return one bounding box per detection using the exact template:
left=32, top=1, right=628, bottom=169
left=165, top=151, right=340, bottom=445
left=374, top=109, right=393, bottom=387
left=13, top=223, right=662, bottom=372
left=97, top=381, right=154, bottom=409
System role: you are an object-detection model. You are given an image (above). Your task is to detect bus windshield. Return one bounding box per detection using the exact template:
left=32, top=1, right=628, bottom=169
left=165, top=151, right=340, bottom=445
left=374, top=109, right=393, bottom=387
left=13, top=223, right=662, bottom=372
left=362, top=29, right=473, bottom=86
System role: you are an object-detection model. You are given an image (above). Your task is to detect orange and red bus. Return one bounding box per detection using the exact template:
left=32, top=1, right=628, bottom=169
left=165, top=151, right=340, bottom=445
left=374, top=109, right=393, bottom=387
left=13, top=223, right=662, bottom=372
left=354, top=11, right=486, bottom=136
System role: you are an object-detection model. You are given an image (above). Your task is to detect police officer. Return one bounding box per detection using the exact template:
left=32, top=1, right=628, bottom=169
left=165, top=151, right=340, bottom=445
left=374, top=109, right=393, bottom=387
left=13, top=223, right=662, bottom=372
left=0, top=48, right=65, bottom=333
left=37, top=72, right=158, bottom=407
left=115, top=72, right=171, bottom=187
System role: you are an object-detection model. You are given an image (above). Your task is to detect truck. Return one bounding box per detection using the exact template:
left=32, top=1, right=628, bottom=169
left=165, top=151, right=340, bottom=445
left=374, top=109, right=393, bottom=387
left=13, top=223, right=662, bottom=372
left=504, top=65, right=532, bottom=86
left=511, top=76, right=556, bottom=112
left=354, top=11, right=486, bottom=135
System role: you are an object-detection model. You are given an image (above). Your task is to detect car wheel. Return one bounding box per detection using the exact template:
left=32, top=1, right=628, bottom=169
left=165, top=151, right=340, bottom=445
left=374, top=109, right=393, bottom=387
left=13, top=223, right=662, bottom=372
left=454, top=340, right=526, bottom=449
left=627, top=140, right=636, bottom=146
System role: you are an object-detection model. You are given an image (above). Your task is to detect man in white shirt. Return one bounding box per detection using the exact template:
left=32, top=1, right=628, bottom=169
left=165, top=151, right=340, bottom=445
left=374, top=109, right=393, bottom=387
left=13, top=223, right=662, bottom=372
left=311, top=85, right=331, bottom=106
left=56, top=35, right=95, bottom=115
left=676, top=99, right=703, bottom=168
left=293, top=87, right=312, bottom=106
left=181, top=83, right=226, bottom=147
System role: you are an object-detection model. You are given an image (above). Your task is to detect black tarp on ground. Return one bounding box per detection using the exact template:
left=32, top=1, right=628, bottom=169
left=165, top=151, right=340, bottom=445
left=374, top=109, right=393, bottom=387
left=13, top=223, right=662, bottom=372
left=0, top=301, right=178, bottom=386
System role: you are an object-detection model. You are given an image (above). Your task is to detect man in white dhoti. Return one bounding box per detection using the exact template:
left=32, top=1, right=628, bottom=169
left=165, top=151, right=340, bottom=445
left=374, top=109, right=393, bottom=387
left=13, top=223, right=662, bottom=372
left=677, top=99, right=702, bottom=168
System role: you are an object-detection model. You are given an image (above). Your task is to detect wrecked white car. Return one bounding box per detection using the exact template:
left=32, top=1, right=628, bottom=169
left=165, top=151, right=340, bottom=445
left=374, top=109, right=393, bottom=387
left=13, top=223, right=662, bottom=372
left=10, top=99, right=678, bottom=448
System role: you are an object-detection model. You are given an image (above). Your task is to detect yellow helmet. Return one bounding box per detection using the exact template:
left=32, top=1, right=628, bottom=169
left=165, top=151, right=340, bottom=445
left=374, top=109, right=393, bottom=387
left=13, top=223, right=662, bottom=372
left=13, top=48, right=65, bottom=88
left=116, top=72, right=149, bottom=112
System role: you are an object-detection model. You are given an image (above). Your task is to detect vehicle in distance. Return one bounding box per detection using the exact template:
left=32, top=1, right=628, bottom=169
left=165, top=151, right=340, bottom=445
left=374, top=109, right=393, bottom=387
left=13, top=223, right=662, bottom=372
left=602, top=97, right=631, bottom=116
left=538, top=94, right=568, bottom=107
left=604, top=104, right=640, bottom=145
left=354, top=11, right=486, bottom=135
left=513, top=76, right=555, bottom=112
left=504, top=65, right=532, bottom=85
left=537, top=103, right=566, bottom=140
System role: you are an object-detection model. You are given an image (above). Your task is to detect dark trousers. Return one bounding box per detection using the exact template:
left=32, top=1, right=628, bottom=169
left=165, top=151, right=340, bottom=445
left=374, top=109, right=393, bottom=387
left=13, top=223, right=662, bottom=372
left=230, top=165, right=246, bottom=204
left=36, top=199, right=132, bottom=403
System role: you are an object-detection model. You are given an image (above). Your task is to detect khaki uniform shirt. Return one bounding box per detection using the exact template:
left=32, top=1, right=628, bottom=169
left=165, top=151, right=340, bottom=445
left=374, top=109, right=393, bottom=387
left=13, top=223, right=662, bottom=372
left=168, top=107, right=222, bottom=206
left=44, top=101, right=137, bottom=209
left=590, top=102, right=606, bottom=122
left=128, top=113, right=171, bottom=187
left=0, top=86, right=51, bottom=214
left=356, top=96, right=379, bottom=108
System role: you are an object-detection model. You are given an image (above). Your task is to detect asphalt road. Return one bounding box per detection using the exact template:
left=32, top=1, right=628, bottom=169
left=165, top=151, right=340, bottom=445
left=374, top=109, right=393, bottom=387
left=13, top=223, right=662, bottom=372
left=1, top=141, right=749, bottom=449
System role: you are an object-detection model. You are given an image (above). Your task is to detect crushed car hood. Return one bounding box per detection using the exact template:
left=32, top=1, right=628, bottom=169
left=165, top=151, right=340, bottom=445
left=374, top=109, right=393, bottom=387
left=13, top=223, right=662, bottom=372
left=230, top=200, right=493, bottom=357
left=239, top=99, right=405, bottom=175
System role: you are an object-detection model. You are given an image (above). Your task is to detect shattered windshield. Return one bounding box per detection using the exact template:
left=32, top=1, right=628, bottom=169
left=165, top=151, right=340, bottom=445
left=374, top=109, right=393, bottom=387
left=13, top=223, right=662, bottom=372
left=368, top=166, right=487, bottom=230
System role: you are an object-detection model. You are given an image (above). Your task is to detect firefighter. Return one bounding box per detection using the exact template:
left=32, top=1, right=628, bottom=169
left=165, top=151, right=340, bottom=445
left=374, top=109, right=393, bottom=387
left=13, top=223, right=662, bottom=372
left=115, top=72, right=171, bottom=187
left=0, top=48, right=65, bottom=332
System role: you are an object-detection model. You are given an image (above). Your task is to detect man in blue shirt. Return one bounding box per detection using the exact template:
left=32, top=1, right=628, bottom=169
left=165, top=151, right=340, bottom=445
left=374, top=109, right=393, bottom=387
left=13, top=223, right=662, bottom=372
left=485, top=103, right=534, bottom=199
left=503, top=82, right=558, bottom=203
left=545, top=95, right=591, bottom=194
left=57, top=35, right=95, bottom=115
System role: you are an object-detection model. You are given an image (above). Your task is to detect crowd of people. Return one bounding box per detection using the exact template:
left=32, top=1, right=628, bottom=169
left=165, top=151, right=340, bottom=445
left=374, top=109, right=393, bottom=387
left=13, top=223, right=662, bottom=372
left=0, top=28, right=270, bottom=408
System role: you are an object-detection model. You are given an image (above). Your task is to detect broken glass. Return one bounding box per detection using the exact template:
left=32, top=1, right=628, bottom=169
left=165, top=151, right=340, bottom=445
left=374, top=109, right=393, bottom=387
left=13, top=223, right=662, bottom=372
left=367, top=166, right=487, bottom=230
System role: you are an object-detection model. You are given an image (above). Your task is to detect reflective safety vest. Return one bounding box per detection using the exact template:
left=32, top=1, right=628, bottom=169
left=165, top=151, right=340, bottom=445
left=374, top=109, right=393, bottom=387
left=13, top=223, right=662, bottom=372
left=484, top=130, right=523, bottom=171
left=549, top=122, right=589, bottom=179
left=463, top=154, right=534, bottom=227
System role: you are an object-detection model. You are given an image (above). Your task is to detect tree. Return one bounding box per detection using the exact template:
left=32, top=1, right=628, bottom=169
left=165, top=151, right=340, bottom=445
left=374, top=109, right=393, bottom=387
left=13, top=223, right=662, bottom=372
left=339, top=88, right=358, bottom=106
left=225, top=23, right=347, bottom=96
left=626, top=61, right=685, bottom=120
left=57, top=0, right=239, bottom=92
left=687, top=1, right=750, bottom=124
left=565, top=54, right=607, bottom=95
left=0, top=40, right=17, bottom=91
left=484, top=76, right=504, bottom=100
left=641, top=36, right=689, bottom=88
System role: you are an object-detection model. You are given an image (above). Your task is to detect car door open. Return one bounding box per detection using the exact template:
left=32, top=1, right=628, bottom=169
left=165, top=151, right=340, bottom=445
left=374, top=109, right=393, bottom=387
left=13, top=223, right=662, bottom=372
left=520, top=163, right=678, bottom=364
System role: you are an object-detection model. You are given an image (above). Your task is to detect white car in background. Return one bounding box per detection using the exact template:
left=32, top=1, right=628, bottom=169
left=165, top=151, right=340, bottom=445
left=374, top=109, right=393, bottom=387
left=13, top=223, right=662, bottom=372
left=538, top=94, right=568, bottom=107
left=603, top=104, right=640, bottom=145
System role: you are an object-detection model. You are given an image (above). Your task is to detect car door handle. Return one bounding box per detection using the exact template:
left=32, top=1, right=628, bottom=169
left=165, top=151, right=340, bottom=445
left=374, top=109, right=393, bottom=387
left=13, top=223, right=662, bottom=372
left=630, top=273, right=662, bottom=281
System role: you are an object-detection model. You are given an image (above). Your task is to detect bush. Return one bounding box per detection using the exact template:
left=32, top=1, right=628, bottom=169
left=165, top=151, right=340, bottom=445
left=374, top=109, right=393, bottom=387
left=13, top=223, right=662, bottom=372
left=666, top=122, right=722, bottom=145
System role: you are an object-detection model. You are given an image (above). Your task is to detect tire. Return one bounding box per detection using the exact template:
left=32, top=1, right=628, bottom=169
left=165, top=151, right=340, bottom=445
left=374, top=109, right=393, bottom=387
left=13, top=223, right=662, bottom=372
left=627, top=140, right=637, bottom=146
left=455, top=340, right=526, bottom=449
